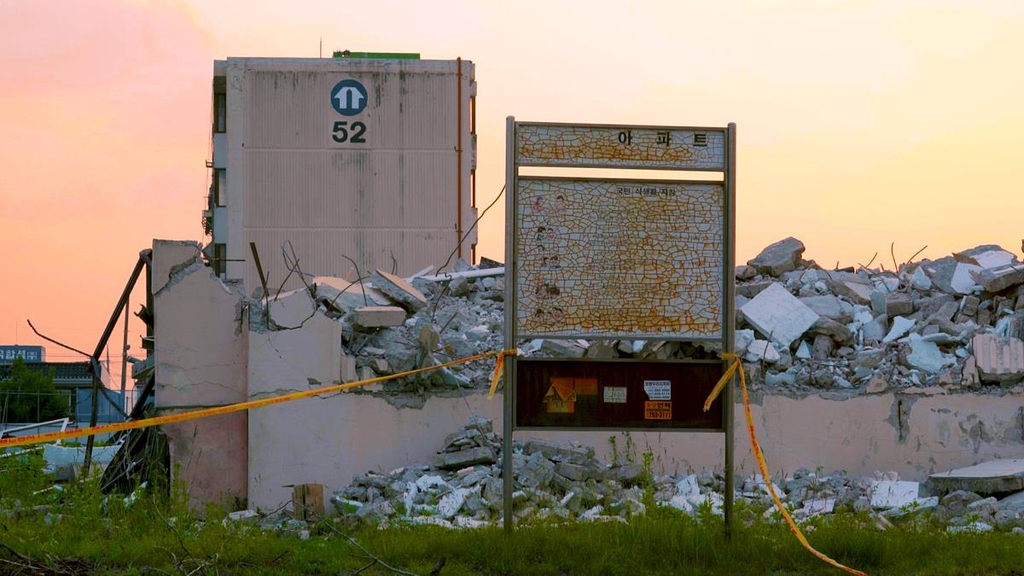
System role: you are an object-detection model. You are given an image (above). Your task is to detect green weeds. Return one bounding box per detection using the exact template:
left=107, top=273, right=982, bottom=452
left=3, top=454, right=1024, bottom=575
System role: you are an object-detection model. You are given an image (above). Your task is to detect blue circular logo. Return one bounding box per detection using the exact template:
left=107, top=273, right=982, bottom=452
left=330, top=79, right=368, bottom=116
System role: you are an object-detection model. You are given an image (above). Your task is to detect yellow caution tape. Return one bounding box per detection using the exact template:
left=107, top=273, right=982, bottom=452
left=705, top=353, right=868, bottom=576
left=487, top=348, right=517, bottom=399
left=0, top=349, right=514, bottom=450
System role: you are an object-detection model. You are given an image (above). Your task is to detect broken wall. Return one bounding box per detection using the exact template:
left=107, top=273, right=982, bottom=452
left=245, top=384, right=1024, bottom=511
left=149, top=236, right=1024, bottom=512
left=153, top=240, right=248, bottom=510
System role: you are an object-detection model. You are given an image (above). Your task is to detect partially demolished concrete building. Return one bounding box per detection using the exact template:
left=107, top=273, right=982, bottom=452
left=204, top=55, right=478, bottom=290
left=150, top=236, right=1024, bottom=513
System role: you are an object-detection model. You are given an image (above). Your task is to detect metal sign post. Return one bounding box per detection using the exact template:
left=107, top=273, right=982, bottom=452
left=503, top=118, right=736, bottom=533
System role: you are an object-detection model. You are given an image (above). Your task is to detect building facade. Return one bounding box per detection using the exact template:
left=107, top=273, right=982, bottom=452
left=205, top=54, right=478, bottom=293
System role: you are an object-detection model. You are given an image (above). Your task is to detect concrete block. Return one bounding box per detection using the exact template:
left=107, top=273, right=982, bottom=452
left=962, top=296, right=980, bottom=316
left=883, top=316, right=916, bottom=343
left=886, top=293, right=914, bottom=316
left=905, top=334, right=956, bottom=373
left=585, top=341, right=618, bottom=359
left=741, top=283, right=819, bottom=348
left=314, top=276, right=388, bottom=312
left=437, top=446, right=497, bottom=470
left=355, top=306, right=406, bottom=328
left=911, top=267, right=932, bottom=291
left=744, top=340, right=781, bottom=363
left=811, top=335, right=833, bottom=361
left=268, top=288, right=315, bottom=329
left=735, top=329, right=755, bottom=356
left=810, top=317, right=854, bottom=345
left=861, top=314, right=888, bottom=343
left=871, top=481, right=919, bottom=509
left=922, top=459, right=1024, bottom=497
left=951, top=263, right=982, bottom=294
left=737, top=280, right=774, bottom=299
left=795, top=341, right=811, bottom=359
left=973, top=263, right=1024, bottom=293
left=538, top=339, right=586, bottom=358
left=799, top=295, right=848, bottom=322
left=828, top=273, right=874, bottom=305
left=372, top=269, right=427, bottom=312
left=972, top=333, right=1024, bottom=384
left=958, top=245, right=1017, bottom=269
left=556, top=461, right=589, bottom=481
left=871, top=291, right=887, bottom=316
left=735, top=265, right=757, bottom=280
left=747, top=237, right=805, bottom=276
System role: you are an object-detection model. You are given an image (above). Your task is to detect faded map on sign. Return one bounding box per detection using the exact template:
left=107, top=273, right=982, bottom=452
left=515, top=178, right=724, bottom=339
left=517, top=124, right=726, bottom=170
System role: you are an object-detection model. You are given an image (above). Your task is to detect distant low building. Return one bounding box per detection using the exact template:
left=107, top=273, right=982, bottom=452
left=0, top=356, right=125, bottom=426
left=0, top=345, right=45, bottom=363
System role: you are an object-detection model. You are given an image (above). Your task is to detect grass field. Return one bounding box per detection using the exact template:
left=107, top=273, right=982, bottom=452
left=3, top=452, right=1024, bottom=575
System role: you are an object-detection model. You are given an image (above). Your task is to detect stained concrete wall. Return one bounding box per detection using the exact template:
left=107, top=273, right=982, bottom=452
left=154, top=240, right=248, bottom=510
left=245, top=363, right=1024, bottom=511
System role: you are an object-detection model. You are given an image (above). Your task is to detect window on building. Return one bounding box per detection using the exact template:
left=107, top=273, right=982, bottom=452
left=214, top=93, right=227, bottom=133
left=212, top=169, right=227, bottom=207
left=213, top=243, right=227, bottom=277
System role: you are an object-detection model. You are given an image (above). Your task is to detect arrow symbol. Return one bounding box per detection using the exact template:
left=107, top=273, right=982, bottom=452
left=334, top=86, right=365, bottom=111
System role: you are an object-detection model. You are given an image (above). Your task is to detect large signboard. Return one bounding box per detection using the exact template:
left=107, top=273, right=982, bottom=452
left=503, top=118, right=737, bottom=530
left=514, top=177, right=724, bottom=340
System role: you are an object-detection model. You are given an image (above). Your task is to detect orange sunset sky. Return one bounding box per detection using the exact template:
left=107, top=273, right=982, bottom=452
left=1, top=1, right=1022, bottom=384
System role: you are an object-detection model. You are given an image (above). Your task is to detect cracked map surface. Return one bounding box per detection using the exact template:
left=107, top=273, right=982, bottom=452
left=514, top=178, right=724, bottom=339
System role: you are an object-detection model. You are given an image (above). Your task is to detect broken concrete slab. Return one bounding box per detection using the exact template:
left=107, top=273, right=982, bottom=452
left=735, top=265, right=757, bottom=280
left=886, top=293, right=915, bottom=317
left=371, top=269, right=428, bottom=312
left=354, top=306, right=406, bottom=328
left=737, top=280, right=774, bottom=299
left=973, top=263, right=1024, bottom=294
left=799, top=295, right=850, bottom=322
left=922, top=459, right=1024, bottom=497
left=951, top=264, right=982, bottom=294
left=870, top=480, right=919, bottom=509
left=911, top=267, right=932, bottom=291
left=744, top=340, right=780, bottom=364
left=827, top=273, right=874, bottom=305
left=904, top=334, right=956, bottom=373
left=860, top=314, right=888, bottom=344
left=152, top=240, right=202, bottom=294
left=435, top=446, right=497, bottom=470
left=747, top=237, right=805, bottom=277
left=956, top=245, right=1018, bottom=270
left=741, top=283, right=820, bottom=348
left=313, top=276, right=388, bottom=313
left=809, top=317, right=853, bottom=345
left=268, top=288, right=316, bottom=329
left=883, top=316, right=916, bottom=343
left=972, top=333, right=1024, bottom=384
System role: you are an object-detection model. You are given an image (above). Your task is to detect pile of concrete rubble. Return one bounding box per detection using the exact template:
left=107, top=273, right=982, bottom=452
left=733, top=238, right=1024, bottom=394
left=253, top=261, right=506, bottom=408
left=323, top=416, right=1024, bottom=533
left=253, top=237, right=1024, bottom=406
